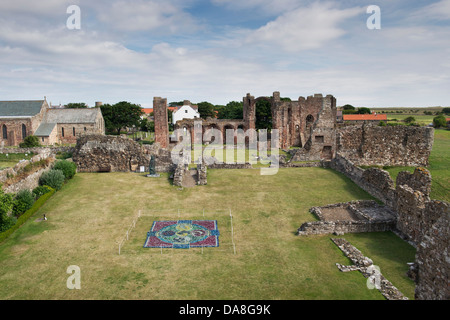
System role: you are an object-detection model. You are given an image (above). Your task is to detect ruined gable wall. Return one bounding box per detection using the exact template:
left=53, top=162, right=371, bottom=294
left=337, top=124, right=434, bottom=167
left=73, top=134, right=174, bottom=173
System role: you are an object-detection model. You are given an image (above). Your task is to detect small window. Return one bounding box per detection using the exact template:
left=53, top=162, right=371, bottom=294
left=73, top=127, right=76, bottom=136
left=2, top=125, right=7, bottom=139
left=315, top=136, right=324, bottom=143
left=42, top=137, right=44, bottom=142
left=22, top=124, right=27, bottom=139
left=185, top=110, right=188, bottom=113
left=84, top=127, right=87, bottom=132
left=62, top=128, right=65, bottom=137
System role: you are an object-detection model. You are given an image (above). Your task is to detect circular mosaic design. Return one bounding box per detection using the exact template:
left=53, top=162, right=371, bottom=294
left=156, top=223, right=210, bottom=245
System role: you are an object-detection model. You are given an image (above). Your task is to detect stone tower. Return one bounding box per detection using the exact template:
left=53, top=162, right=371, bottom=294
left=153, top=97, right=169, bottom=149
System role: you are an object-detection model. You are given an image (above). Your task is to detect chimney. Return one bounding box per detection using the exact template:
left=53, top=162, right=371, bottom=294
left=95, top=101, right=103, bottom=107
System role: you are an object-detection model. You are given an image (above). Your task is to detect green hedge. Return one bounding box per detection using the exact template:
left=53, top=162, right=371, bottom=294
left=0, top=187, right=55, bottom=244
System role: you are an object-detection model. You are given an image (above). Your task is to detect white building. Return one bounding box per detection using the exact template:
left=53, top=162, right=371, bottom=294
left=172, top=101, right=201, bottom=125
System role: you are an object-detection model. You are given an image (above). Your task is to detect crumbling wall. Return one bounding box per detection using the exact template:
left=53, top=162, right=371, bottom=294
left=73, top=135, right=174, bottom=173
left=414, top=202, right=449, bottom=300
left=337, top=124, right=434, bottom=167
left=329, top=154, right=397, bottom=207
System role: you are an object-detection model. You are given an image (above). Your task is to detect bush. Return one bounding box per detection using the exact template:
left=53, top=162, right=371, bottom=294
left=378, top=121, right=386, bottom=127
left=0, top=189, right=15, bottom=232
left=0, top=188, right=55, bottom=243
left=32, top=185, right=53, bottom=199
left=433, top=115, right=447, bottom=128
left=404, top=116, right=416, bottom=124
left=19, top=135, right=41, bottom=148
left=12, top=189, right=35, bottom=217
left=53, top=160, right=77, bottom=180
left=56, top=151, right=73, bottom=160
left=39, top=169, right=65, bottom=190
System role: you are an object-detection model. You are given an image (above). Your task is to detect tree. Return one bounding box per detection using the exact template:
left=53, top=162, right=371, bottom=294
left=357, top=107, right=372, bottom=114
left=19, top=135, right=41, bottom=148
left=442, top=107, right=450, bottom=115
left=100, top=101, right=144, bottom=135
left=197, top=102, right=216, bottom=119
left=433, top=115, right=447, bottom=128
left=140, top=118, right=154, bottom=133
left=217, top=101, right=243, bottom=120
left=66, top=103, right=88, bottom=109
left=342, top=104, right=355, bottom=111
left=255, top=99, right=272, bottom=130
left=404, top=116, right=416, bottom=124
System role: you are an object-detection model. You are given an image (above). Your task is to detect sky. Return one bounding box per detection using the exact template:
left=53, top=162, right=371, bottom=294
left=0, top=0, right=449, bottom=108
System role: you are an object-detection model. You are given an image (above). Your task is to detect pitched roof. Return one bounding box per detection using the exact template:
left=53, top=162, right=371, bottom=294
left=343, top=113, right=387, bottom=121
left=34, top=123, right=57, bottom=137
left=44, top=108, right=100, bottom=123
left=0, top=100, right=44, bottom=117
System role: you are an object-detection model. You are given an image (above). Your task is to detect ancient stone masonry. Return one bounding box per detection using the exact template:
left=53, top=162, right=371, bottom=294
left=171, top=92, right=337, bottom=162
left=329, top=154, right=397, bottom=207
left=73, top=135, right=174, bottom=173
left=297, top=201, right=396, bottom=236
left=1, top=153, right=55, bottom=193
left=153, top=97, right=170, bottom=149
left=324, top=155, right=449, bottom=300
left=414, top=203, right=449, bottom=300
left=332, top=238, right=408, bottom=300
left=336, top=123, right=434, bottom=167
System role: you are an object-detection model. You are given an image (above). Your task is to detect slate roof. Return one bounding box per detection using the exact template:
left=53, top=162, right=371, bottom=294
left=44, top=108, right=100, bottom=123
left=34, top=123, right=57, bottom=137
left=0, top=100, right=44, bottom=117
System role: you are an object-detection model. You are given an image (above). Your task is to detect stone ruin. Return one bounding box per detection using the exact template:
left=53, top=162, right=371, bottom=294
left=68, top=91, right=446, bottom=299
left=72, top=134, right=174, bottom=173
left=300, top=155, right=449, bottom=300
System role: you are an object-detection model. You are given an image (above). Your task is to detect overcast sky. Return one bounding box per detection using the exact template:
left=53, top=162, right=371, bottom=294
left=0, top=0, right=449, bottom=108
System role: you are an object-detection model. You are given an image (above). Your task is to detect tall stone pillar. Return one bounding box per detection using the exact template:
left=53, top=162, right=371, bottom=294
left=153, top=97, right=169, bottom=149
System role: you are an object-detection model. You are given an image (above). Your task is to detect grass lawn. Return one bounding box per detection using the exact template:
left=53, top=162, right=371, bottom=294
left=0, top=167, right=416, bottom=300
left=0, top=153, right=34, bottom=170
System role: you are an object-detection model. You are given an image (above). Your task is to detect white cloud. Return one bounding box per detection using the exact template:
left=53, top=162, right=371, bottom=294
left=95, top=0, right=199, bottom=33
left=420, top=0, right=450, bottom=20
left=243, top=3, right=362, bottom=52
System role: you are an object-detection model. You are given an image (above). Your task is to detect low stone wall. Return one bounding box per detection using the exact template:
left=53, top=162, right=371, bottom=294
left=0, top=146, right=74, bottom=155
left=332, top=238, right=408, bottom=300
left=197, top=164, right=207, bottom=185
left=1, top=153, right=55, bottom=193
left=298, top=201, right=396, bottom=236
left=330, top=154, right=396, bottom=207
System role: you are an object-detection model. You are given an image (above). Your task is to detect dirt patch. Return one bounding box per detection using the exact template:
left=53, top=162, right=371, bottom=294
left=320, top=207, right=362, bottom=221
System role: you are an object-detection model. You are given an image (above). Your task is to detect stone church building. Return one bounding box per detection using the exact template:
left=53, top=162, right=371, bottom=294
left=0, top=99, right=105, bottom=146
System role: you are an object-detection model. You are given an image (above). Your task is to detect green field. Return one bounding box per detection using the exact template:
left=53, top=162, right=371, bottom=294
left=0, top=166, right=417, bottom=300
left=0, top=153, right=34, bottom=170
